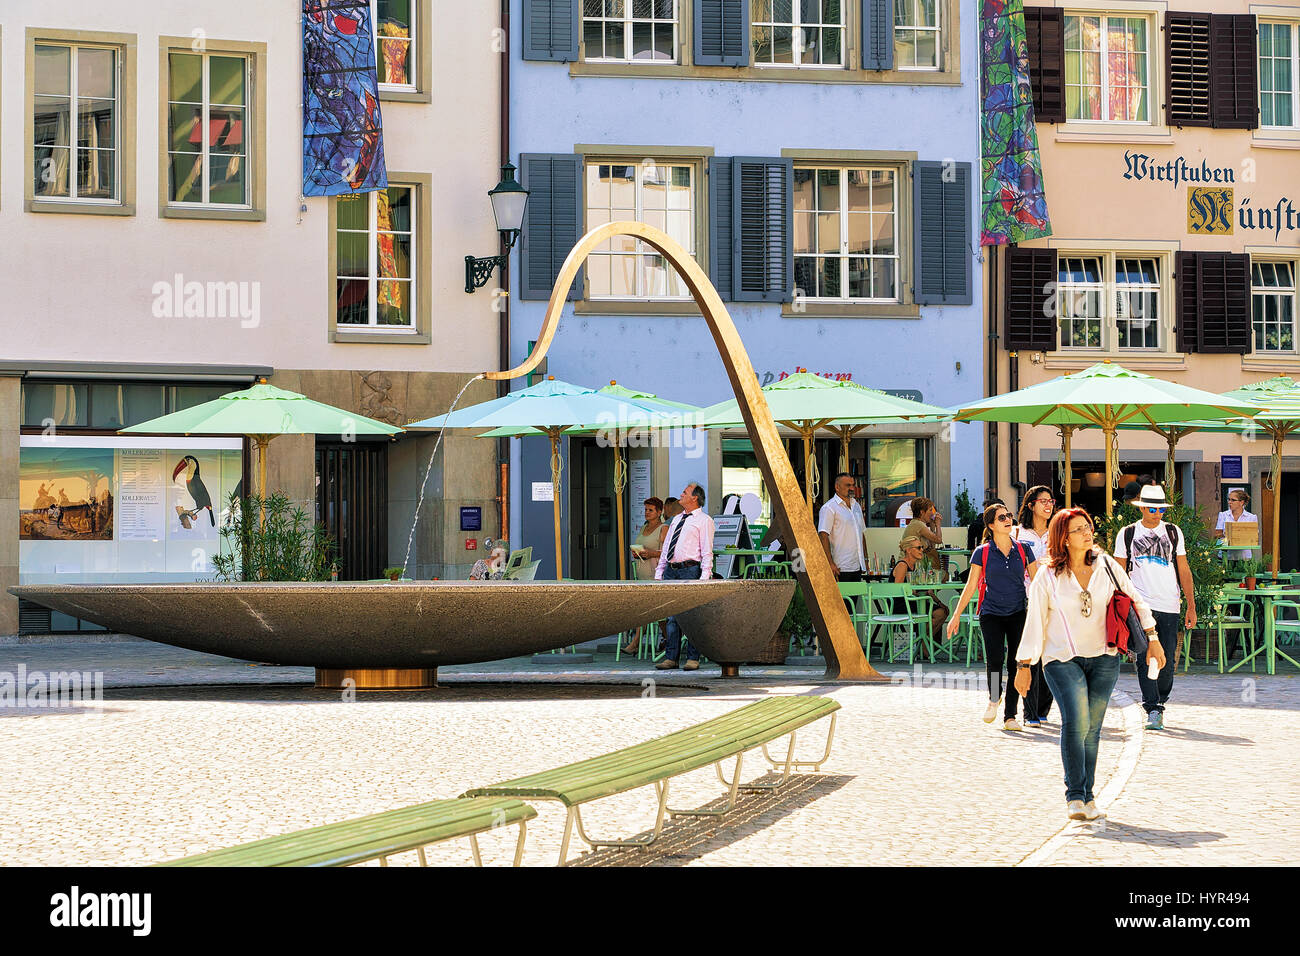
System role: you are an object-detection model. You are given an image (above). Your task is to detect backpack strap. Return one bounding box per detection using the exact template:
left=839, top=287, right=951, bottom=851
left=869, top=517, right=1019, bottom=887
left=1165, top=522, right=1180, bottom=554
left=1123, top=523, right=1136, bottom=558
left=975, top=543, right=989, bottom=614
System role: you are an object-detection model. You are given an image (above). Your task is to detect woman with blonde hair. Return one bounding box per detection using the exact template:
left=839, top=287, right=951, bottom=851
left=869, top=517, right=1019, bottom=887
left=893, top=534, right=948, bottom=647
left=1015, top=508, right=1164, bottom=821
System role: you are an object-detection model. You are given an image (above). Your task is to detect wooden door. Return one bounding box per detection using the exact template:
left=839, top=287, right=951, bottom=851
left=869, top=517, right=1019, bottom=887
left=1192, top=461, right=1221, bottom=535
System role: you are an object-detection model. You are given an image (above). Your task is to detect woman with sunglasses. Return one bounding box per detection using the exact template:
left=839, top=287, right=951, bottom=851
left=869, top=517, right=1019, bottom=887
left=1014, top=508, right=1164, bottom=821
left=947, top=503, right=1040, bottom=731
left=1013, top=485, right=1058, bottom=726
left=893, top=535, right=949, bottom=645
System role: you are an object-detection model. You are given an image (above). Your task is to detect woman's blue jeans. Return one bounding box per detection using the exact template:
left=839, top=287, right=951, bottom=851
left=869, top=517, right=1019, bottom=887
left=1042, top=654, right=1121, bottom=803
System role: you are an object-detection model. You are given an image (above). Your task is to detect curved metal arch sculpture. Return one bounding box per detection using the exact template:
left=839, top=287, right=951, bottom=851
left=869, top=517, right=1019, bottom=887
left=489, top=221, right=879, bottom=680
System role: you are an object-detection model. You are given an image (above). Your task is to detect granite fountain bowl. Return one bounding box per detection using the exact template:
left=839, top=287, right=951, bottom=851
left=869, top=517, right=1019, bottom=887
left=8, top=579, right=797, bottom=673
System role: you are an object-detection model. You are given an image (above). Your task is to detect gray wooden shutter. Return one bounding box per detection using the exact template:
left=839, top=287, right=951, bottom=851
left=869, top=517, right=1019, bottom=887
left=695, top=0, right=750, bottom=67
left=1023, top=6, right=1066, bottom=123
left=1209, top=14, right=1259, bottom=129
left=912, top=160, right=973, bottom=306
left=1176, top=251, right=1251, bottom=354
left=519, top=153, right=584, bottom=301
left=708, top=157, right=735, bottom=301
left=522, top=0, right=579, bottom=62
left=1166, top=12, right=1212, bottom=127
left=861, top=0, right=894, bottom=71
left=731, top=157, right=793, bottom=303
left=1003, top=246, right=1058, bottom=351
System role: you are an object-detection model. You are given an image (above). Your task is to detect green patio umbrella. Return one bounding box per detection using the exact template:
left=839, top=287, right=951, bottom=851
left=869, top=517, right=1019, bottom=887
left=120, top=380, right=403, bottom=523
left=407, top=378, right=694, bottom=580
left=697, top=372, right=950, bottom=509
left=476, top=382, right=700, bottom=580
left=951, top=362, right=1260, bottom=515
left=1164, top=376, right=1300, bottom=577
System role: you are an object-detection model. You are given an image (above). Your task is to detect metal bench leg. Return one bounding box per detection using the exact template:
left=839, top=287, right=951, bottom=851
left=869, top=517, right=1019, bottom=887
left=513, top=820, right=528, bottom=867
left=468, top=834, right=483, bottom=867
left=417, top=847, right=428, bottom=867
left=746, top=729, right=797, bottom=791
left=571, top=779, right=670, bottom=854
left=558, top=807, right=577, bottom=867
left=667, top=752, right=744, bottom=818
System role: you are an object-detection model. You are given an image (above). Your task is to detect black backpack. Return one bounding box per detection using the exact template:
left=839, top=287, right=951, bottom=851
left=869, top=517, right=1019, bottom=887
left=1122, top=522, right=1180, bottom=561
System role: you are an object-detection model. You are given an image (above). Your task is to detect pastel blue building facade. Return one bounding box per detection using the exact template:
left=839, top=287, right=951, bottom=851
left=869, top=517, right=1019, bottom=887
left=507, top=0, right=984, bottom=579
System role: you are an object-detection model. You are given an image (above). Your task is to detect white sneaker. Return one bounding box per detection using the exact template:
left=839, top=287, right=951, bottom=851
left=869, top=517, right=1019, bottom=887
left=1003, top=718, right=1023, bottom=732
left=983, top=698, right=1001, bottom=724
left=1083, top=801, right=1103, bottom=820
left=1067, top=800, right=1087, bottom=821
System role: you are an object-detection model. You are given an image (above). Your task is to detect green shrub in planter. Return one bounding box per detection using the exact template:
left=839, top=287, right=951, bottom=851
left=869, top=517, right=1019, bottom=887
left=212, top=492, right=336, bottom=582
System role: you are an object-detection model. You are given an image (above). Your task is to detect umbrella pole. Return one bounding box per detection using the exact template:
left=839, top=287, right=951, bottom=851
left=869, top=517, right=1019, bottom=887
left=549, top=429, right=564, bottom=582
left=252, top=435, right=273, bottom=528
left=1061, top=426, right=1074, bottom=509
left=613, top=441, right=627, bottom=581
left=802, top=428, right=815, bottom=511
left=1103, top=422, right=1117, bottom=516
left=1166, top=431, right=1179, bottom=494
left=1271, top=433, right=1283, bottom=578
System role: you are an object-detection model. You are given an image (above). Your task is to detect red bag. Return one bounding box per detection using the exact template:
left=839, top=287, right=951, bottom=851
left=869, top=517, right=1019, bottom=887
left=1102, top=558, right=1149, bottom=658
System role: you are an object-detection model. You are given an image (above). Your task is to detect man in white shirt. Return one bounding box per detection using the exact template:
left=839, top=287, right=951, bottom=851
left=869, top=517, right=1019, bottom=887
left=1113, top=485, right=1196, bottom=731
left=818, top=473, right=866, bottom=581
left=655, top=481, right=716, bottom=671
left=1214, top=487, right=1258, bottom=561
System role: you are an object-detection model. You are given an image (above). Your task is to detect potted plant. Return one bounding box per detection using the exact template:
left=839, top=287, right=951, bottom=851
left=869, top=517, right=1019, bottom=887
left=1238, top=558, right=1264, bottom=590
left=383, top=566, right=405, bottom=582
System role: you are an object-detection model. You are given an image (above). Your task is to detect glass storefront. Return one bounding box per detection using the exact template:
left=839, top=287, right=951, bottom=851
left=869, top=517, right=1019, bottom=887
left=865, top=437, right=927, bottom=527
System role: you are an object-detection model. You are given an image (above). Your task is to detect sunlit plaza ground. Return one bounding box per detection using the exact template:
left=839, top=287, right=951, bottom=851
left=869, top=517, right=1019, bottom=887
left=2, top=636, right=1297, bottom=867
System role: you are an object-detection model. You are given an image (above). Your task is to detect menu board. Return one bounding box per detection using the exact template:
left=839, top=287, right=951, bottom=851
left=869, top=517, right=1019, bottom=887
left=711, top=513, right=753, bottom=580
left=117, top=449, right=166, bottom=541
left=629, top=459, right=651, bottom=528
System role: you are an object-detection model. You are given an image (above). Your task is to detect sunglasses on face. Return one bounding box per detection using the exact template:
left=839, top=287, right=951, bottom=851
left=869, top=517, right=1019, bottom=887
left=995, top=514, right=1013, bottom=523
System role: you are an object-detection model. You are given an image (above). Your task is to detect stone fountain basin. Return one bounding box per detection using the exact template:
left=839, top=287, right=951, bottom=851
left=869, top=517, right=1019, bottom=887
left=9, top=580, right=796, bottom=669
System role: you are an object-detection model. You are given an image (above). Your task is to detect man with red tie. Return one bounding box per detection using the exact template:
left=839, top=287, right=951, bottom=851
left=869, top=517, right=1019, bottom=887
left=654, top=481, right=716, bottom=671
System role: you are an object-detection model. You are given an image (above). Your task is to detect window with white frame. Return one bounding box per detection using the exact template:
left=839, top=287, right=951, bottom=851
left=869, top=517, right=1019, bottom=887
left=793, top=167, right=898, bottom=302
left=33, top=43, right=119, bottom=201
left=585, top=160, right=695, bottom=298
left=1058, top=256, right=1105, bottom=349
left=1064, top=14, right=1151, bottom=123
left=895, top=0, right=940, bottom=70
left=167, top=52, right=249, bottom=205
left=752, top=0, right=845, bottom=68
left=1253, top=261, right=1297, bottom=353
left=1114, top=257, right=1161, bottom=349
left=374, top=0, right=417, bottom=88
left=1058, top=253, right=1166, bottom=351
left=1260, top=21, right=1298, bottom=129
left=336, top=186, right=415, bottom=328
left=583, top=0, right=678, bottom=62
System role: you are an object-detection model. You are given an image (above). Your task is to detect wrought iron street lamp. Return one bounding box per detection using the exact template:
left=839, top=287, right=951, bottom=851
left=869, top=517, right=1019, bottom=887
left=465, top=162, right=529, bottom=293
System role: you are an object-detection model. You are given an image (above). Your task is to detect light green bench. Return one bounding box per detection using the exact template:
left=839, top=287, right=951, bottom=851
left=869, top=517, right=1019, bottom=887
left=462, top=696, right=840, bottom=865
left=156, top=797, right=535, bottom=867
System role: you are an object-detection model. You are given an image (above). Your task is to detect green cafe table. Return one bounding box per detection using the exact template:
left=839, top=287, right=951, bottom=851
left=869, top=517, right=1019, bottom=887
left=935, top=546, right=972, bottom=578
left=712, top=547, right=776, bottom=580
left=1229, top=584, right=1300, bottom=675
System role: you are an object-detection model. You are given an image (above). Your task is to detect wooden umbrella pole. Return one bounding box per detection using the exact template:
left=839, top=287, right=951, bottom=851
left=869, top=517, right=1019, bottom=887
left=549, top=428, right=563, bottom=581
left=613, top=441, right=627, bottom=581
left=1271, top=433, right=1283, bottom=577
left=252, top=434, right=273, bottom=528
left=802, top=429, right=815, bottom=511
left=1061, top=426, right=1074, bottom=509
left=1103, top=421, right=1117, bottom=516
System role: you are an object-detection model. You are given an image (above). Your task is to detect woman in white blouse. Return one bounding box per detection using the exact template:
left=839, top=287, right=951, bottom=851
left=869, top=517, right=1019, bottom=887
left=1015, top=507, right=1165, bottom=822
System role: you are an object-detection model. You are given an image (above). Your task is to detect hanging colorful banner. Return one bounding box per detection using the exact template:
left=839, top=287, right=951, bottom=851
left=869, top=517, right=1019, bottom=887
left=302, top=0, right=388, bottom=196
left=979, top=0, right=1052, bottom=245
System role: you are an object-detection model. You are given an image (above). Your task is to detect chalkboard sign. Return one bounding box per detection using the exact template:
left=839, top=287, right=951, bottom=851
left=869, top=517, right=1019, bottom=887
left=711, top=513, right=753, bottom=580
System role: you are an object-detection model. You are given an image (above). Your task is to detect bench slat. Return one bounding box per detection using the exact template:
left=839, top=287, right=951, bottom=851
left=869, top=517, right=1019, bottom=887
left=158, top=797, right=535, bottom=867
left=463, top=697, right=839, bottom=806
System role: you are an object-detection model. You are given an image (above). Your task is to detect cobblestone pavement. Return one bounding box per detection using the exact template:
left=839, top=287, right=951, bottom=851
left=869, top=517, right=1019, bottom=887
left=0, top=640, right=1294, bottom=866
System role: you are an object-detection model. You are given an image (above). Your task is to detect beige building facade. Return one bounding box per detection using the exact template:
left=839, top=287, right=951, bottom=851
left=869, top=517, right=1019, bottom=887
left=986, top=0, right=1300, bottom=567
left=0, top=1, right=505, bottom=633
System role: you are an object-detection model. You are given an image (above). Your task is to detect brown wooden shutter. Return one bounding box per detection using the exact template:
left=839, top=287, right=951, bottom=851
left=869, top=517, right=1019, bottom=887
left=1166, top=12, right=1212, bottom=127
left=1210, top=14, right=1259, bottom=129
left=1176, top=252, right=1251, bottom=354
left=1023, top=7, right=1065, bottom=124
left=1004, top=246, right=1059, bottom=351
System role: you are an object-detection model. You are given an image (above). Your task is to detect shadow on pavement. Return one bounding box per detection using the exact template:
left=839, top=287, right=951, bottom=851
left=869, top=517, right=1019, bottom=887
left=568, top=772, right=854, bottom=867
left=1076, top=819, right=1226, bottom=847
left=98, top=681, right=709, bottom=705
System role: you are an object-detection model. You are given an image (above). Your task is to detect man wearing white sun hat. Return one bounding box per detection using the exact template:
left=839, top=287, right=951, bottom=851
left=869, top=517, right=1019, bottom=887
left=1113, top=484, right=1196, bottom=731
